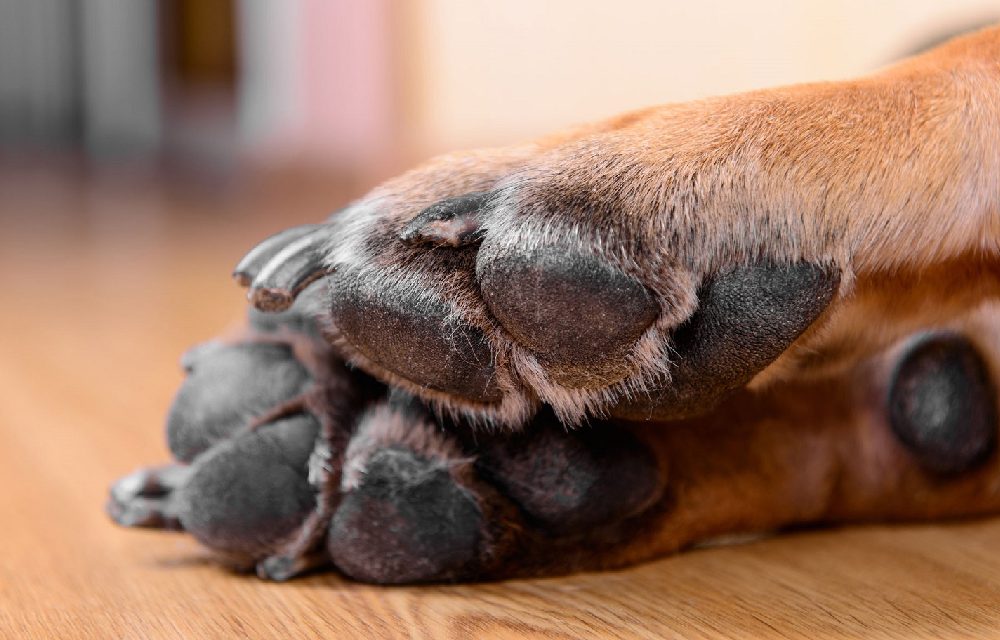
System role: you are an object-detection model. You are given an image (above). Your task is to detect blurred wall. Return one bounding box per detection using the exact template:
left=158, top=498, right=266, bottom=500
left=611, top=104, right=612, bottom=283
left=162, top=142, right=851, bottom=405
left=238, top=0, right=397, bottom=169
left=401, top=0, right=1000, bottom=154
left=0, top=0, right=160, bottom=155
left=2, top=0, right=997, bottom=179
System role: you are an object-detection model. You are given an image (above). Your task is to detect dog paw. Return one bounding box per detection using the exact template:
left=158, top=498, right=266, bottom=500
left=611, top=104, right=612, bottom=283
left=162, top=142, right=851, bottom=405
left=107, top=308, right=669, bottom=582
left=236, top=141, right=841, bottom=426
left=108, top=299, right=374, bottom=572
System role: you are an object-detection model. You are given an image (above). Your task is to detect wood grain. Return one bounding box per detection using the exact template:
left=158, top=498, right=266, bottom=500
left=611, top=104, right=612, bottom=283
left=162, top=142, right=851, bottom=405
left=3, top=171, right=1000, bottom=639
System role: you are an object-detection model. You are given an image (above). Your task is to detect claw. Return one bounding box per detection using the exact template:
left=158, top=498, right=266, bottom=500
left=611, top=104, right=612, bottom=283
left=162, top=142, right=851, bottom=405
left=233, top=224, right=323, bottom=288
left=107, top=465, right=190, bottom=531
left=399, top=191, right=490, bottom=247
left=256, top=550, right=330, bottom=582
left=245, top=227, right=335, bottom=313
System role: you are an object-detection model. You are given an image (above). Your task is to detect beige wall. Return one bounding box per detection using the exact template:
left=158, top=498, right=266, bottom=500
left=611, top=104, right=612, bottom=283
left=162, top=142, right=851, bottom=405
left=402, top=0, right=999, bottom=156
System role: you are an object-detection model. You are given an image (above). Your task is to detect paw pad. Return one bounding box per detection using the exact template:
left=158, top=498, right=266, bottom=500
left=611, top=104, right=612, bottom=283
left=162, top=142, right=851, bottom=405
left=477, top=243, right=659, bottom=388
left=167, top=342, right=313, bottom=462
left=889, top=332, right=997, bottom=475
left=328, top=269, right=502, bottom=403
left=328, top=447, right=483, bottom=583
left=177, top=414, right=321, bottom=559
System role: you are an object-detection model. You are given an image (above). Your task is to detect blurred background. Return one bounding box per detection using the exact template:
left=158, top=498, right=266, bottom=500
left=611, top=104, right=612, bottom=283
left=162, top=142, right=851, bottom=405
left=3, top=0, right=999, bottom=187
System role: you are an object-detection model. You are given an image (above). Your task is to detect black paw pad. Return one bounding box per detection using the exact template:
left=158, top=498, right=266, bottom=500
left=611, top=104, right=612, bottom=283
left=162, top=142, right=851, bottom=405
left=106, top=465, right=189, bottom=531
left=476, top=418, right=662, bottom=533
left=889, top=332, right=997, bottom=475
left=477, top=244, right=659, bottom=388
left=328, top=447, right=482, bottom=584
left=613, top=262, right=839, bottom=420
left=177, top=415, right=321, bottom=559
left=328, top=270, right=502, bottom=403
left=167, top=343, right=313, bottom=462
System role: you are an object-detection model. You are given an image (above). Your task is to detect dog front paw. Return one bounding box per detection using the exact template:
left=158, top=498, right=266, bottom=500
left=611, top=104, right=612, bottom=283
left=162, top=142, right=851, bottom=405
left=238, top=142, right=841, bottom=426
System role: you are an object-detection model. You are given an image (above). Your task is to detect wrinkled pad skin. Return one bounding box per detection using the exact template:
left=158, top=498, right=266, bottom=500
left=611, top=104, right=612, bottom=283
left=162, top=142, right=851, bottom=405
left=475, top=415, right=662, bottom=533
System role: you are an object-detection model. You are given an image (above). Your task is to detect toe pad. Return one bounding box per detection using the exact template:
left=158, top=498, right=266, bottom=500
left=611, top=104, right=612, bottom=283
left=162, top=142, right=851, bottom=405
left=167, top=342, right=313, bottom=462
left=477, top=244, right=659, bottom=388
left=477, top=417, right=662, bottom=532
left=329, top=270, right=502, bottom=404
left=328, top=447, right=482, bottom=584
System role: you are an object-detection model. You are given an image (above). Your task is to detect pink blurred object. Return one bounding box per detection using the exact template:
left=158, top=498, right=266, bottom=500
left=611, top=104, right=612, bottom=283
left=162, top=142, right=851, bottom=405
left=238, top=0, right=398, bottom=171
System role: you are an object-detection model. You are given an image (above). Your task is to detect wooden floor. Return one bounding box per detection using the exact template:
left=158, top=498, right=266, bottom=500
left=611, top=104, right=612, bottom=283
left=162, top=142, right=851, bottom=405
left=5, top=169, right=1000, bottom=639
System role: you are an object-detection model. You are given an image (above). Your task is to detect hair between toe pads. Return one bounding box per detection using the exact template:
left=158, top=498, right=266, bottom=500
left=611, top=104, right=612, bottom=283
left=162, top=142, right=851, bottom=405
left=889, top=332, right=998, bottom=475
